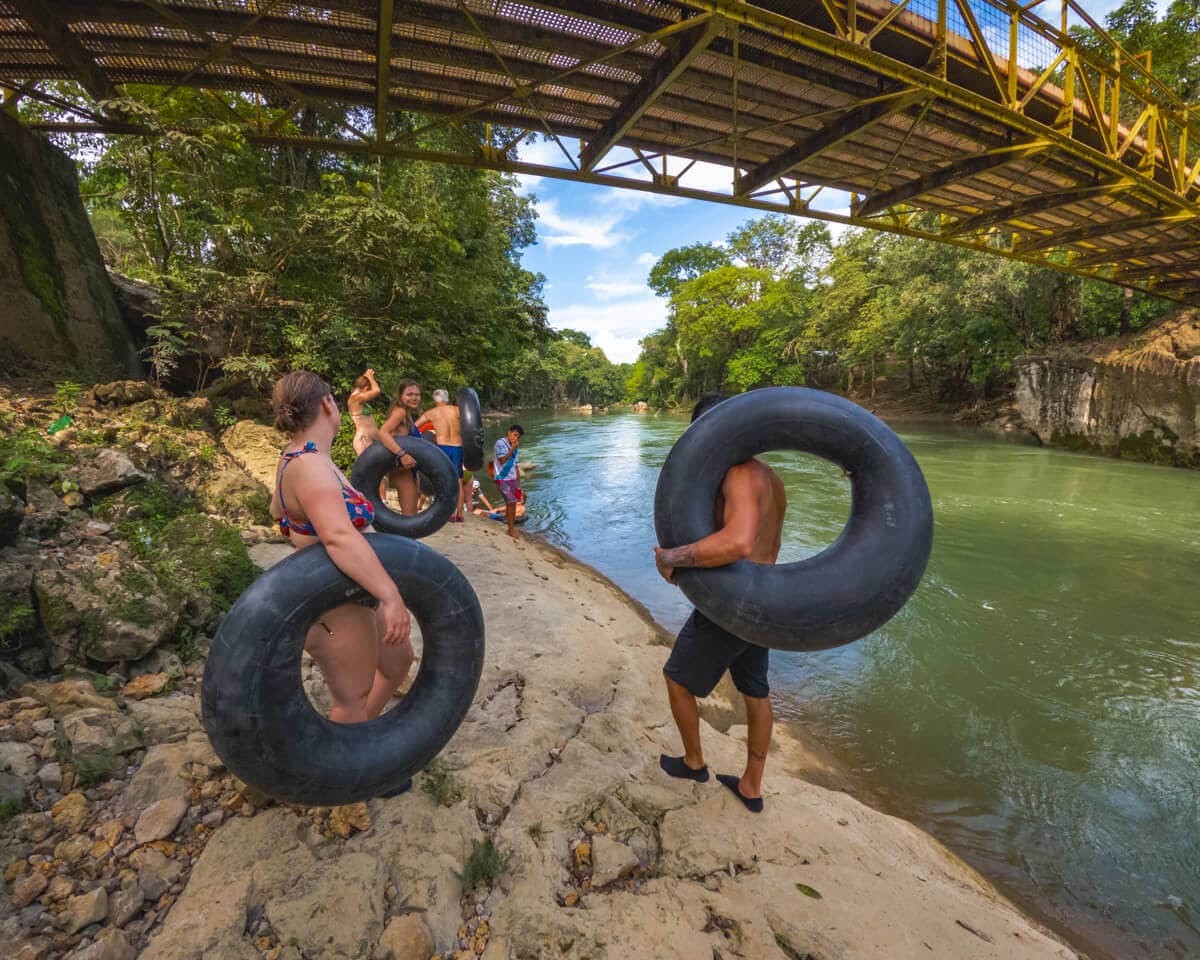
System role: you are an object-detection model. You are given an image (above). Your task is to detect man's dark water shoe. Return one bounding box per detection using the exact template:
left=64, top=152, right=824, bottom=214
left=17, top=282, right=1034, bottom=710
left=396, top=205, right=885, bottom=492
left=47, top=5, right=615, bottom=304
left=716, top=773, right=764, bottom=813
left=659, top=754, right=709, bottom=782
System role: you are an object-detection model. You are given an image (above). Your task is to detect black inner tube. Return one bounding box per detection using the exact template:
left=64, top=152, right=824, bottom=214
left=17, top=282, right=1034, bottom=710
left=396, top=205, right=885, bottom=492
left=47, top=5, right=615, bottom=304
left=350, top=435, right=456, bottom=538
left=201, top=534, right=485, bottom=806
left=653, top=387, right=933, bottom=652
left=458, top=387, right=484, bottom=472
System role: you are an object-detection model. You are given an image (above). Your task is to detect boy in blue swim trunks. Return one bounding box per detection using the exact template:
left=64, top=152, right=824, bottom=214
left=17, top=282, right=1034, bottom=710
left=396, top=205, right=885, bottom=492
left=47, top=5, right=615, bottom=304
left=416, top=389, right=466, bottom=521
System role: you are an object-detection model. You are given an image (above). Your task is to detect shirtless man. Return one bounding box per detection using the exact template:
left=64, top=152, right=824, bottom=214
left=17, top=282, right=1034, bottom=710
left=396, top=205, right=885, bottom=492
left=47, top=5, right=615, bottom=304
left=416, top=389, right=465, bottom=522
left=653, top=394, right=787, bottom=814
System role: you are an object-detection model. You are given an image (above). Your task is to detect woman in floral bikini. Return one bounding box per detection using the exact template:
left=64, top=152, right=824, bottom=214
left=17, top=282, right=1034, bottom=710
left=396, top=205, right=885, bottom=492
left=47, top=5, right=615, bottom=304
left=379, top=379, right=423, bottom=514
left=269, top=371, right=415, bottom=727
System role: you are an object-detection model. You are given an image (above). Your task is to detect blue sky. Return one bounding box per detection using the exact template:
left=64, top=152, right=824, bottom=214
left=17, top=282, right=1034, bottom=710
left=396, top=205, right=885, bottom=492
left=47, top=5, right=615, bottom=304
left=512, top=0, right=1143, bottom=363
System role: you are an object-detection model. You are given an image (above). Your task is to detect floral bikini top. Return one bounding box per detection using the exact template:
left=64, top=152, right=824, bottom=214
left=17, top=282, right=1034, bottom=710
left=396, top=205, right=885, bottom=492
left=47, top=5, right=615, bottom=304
left=276, top=441, right=374, bottom=538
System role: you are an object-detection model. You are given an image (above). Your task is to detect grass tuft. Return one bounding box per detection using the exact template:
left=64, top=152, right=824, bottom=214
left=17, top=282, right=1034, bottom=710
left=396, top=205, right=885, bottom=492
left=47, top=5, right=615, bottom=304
left=458, top=835, right=513, bottom=891
left=420, top=762, right=462, bottom=807
left=74, top=751, right=118, bottom=787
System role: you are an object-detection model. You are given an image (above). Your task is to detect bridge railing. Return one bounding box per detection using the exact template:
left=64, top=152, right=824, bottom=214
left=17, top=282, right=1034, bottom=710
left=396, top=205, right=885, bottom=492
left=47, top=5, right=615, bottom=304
left=725, top=0, right=1200, bottom=201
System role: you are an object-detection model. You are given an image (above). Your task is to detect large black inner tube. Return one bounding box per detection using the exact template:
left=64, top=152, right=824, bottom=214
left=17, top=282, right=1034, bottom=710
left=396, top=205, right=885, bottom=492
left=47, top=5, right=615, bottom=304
left=653, top=387, right=933, bottom=652
left=458, top=387, right=484, bottom=472
left=350, top=435, right=456, bottom=538
left=201, top=534, right=485, bottom=806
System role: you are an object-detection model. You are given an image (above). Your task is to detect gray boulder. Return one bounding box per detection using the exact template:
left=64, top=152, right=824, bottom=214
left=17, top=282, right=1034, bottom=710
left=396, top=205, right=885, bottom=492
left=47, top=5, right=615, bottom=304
left=60, top=708, right=143, bottom=761
left=127, top=697, right=200, bottom=744
left=32, top=546, right=180, bottom=666
left=90, top=379, right=160, bottom=406
left=0, top=770, right=26, bottom=804
left=0, top=742, right=38, bottom=784
left=18, top=480, right=69, bottom=540
left=68, top=449, right=148, bottom=497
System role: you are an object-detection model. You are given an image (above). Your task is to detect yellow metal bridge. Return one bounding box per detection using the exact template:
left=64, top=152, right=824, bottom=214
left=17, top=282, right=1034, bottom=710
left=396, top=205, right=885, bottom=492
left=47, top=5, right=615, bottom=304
left=2, top=0, right=1199, bottom=303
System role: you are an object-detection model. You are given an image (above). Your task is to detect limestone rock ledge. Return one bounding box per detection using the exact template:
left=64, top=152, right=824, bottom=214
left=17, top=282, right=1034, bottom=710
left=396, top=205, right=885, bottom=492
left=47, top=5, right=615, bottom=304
left=134, top=524, right=1075, bottom=960
left=1015, top=309, right=1200, bottom=467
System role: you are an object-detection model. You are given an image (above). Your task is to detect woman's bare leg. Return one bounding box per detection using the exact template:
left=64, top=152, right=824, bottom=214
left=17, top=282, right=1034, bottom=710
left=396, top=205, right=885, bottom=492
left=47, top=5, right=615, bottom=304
left=366, top=629, right=415, bottom=718
left=304, top=603, right=379, bottom=723
left=388, top=469, right=418, bottom=514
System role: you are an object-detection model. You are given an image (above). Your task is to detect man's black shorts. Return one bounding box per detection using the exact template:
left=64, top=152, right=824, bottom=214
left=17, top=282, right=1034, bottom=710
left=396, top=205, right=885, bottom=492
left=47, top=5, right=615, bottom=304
left=663, top=609, right=769, bottom=699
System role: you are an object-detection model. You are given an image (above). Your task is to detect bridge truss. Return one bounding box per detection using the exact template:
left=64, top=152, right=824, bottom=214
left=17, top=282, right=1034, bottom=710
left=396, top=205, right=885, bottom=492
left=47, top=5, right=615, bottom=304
left=2, top=0, right=1199, bottom=303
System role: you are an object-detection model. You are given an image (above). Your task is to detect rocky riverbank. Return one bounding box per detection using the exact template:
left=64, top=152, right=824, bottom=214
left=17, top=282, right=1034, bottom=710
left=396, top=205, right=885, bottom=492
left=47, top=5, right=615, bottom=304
left=1, top=382, right=1081, bottom=959
left=1014, top=308, right=1200, bottom=467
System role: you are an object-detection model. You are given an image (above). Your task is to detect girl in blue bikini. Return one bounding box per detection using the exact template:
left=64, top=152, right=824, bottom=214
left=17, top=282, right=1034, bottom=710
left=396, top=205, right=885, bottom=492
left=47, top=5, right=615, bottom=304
left=269, top=371, right=415, bottom=724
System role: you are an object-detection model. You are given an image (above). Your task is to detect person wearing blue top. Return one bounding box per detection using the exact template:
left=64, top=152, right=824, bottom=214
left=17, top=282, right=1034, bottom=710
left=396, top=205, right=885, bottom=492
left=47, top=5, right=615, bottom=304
left=492, top=424, right=524, bottom=538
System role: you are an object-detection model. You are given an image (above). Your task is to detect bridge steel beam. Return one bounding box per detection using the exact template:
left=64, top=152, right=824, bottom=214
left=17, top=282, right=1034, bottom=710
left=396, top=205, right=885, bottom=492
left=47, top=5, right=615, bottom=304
left=8, top=0, right=1200, bottom=303
left=1019, top=211, right=1198, bottom=254
left=945, top=181, right=1124, bottom=237
left=8, top=0, right=118, bottom=105
left=737, top=90, right=922, bottom=196
left=854, top=142, right=1045, bottom=218
left=580, top=15, right=719, bottom=172
left=679, top=0, right=1199, bottom=220
left=375, top=0, right=394, bottom=145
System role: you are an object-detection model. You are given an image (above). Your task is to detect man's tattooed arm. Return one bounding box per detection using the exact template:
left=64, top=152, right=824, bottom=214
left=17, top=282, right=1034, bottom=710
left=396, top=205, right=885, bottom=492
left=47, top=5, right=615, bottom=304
left=656, top=544, right=700, bottom=569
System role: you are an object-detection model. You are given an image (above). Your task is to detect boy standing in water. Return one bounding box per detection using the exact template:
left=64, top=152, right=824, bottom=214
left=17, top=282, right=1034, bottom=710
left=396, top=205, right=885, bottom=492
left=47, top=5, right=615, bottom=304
left=416, top=389, right=466, bottom=522
left=492, top=425, right=524, bottom=539
left=653, top=394, right=786, bottom=814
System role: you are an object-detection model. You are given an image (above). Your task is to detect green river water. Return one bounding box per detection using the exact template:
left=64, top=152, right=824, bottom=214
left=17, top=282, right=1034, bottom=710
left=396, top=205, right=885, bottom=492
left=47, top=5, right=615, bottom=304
left=504, top=410, right=1200, bottom=959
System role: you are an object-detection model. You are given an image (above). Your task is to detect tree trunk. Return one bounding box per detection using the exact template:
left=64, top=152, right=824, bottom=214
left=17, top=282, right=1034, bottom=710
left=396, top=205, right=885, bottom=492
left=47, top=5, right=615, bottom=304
left=1119, top=286, right=1132, bottom=337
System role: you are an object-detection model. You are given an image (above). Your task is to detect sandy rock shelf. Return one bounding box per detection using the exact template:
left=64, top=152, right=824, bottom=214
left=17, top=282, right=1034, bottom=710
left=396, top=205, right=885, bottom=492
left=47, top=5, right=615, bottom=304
left=135, top=521, right=1075, bottom=960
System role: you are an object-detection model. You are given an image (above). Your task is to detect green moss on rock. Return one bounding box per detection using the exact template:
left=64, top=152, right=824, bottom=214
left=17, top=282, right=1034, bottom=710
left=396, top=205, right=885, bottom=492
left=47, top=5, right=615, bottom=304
left=94, top=478, right=192, bottom=531
left=1049, top=430, right=1095, bottom=453
left=1117, top=429, right=1178, bottom=466
left=0, top=126, right=69, bottom=340
left=160, top=513, right=255, bottom=619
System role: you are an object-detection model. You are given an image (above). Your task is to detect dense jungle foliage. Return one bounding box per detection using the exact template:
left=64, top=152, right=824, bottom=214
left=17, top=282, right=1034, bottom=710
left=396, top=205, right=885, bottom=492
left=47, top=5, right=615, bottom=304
left=24, top=87, right=567, bottom=406
left=625, top=216, right=1171, bottom=409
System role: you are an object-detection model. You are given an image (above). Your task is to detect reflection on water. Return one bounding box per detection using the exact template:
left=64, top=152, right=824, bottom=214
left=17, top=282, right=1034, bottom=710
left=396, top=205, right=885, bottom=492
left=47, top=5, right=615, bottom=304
left=513, top=410, right=1200, bottom=960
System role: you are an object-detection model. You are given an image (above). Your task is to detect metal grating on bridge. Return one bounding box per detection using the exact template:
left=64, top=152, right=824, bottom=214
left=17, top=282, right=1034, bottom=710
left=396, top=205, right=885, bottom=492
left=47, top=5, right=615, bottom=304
left=2, top=0, right=1198, bottom=302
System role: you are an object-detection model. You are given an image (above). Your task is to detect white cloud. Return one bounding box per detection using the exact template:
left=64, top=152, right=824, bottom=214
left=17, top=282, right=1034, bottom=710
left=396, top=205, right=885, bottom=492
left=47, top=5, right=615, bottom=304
left=513, top=136, right=576, bottom=192
left=635, top=251, right=658, bottom=268
left=585, top=277, right=647, bottom=298
left=549, top=294, right=667, bottom=363
left=515, top=172, right=545, bottom=192
left=673, top=158, right=737, bottom=195
left=537, top=200, right=631, bottom=249
left=609, top=188, right=686, bottom=210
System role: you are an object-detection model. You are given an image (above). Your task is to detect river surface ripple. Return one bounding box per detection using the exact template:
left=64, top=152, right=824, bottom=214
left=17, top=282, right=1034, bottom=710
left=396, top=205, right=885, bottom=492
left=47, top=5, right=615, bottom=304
left=503, top=410, right=1200, bottom=960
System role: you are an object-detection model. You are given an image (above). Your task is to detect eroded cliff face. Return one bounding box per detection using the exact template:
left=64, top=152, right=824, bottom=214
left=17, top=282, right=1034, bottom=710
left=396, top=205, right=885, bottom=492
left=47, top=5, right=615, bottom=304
left=1015, top=310, right=1200, bottom=467
left=0, top=112, right=140, bottom=378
